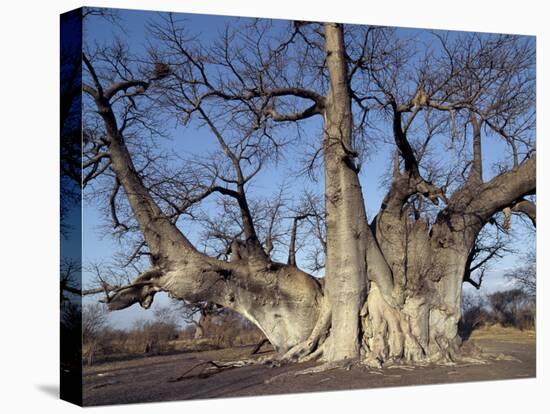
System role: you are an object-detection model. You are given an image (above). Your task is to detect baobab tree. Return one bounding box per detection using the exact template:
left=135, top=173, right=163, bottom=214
left=81, top=13, right=535, bottom=367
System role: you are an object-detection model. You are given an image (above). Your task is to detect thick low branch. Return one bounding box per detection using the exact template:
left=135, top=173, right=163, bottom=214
left=434, top=154, right=535, bottom=246
left=98, top=267, right=165, bottom=311
left=470, top=155, right=536, bottom=221
left=511, top=199, right=536, bottom=227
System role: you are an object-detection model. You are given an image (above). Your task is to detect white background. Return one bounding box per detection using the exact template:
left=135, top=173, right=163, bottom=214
left=0, top=0, right=548, bottom=412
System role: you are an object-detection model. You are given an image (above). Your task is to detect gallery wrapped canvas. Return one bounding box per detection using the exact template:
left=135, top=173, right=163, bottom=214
left=60, top=6, right=536, bottom=407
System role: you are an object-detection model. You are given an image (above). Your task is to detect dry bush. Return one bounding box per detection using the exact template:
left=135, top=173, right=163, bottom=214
left=506, top=250, right=536, bottom=300
left=82, top=303, right=109, bottom=365
left=488, top=289, right=535, bottom=330
left=459, top=292, right=492, bottom=339
left=82, top=304, right=183, bottom=364
left=126, top=316, right=180, bottom=355
left=199, top=309, right=266, bottom=348
left=81, top=302, right=269, bottom=365
left=460, top=287, right=535, bottom=340
left=178, top=325, right=196, bottom=340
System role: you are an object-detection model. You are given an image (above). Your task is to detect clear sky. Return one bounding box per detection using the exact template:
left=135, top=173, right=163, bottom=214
left=79, top=7, right=535, bottom=328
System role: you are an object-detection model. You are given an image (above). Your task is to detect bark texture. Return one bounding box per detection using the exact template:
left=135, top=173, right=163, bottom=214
left=361, top=154, right=536, bottom=365
left=321, top=23, right=368, bottom=361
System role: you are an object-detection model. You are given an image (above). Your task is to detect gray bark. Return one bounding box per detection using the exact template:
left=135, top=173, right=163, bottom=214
left=361, top=153, right=536, bottom=365
left=321, top=23, right=368, bottom=361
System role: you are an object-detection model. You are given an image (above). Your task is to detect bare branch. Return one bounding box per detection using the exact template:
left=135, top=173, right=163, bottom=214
left=511, top=199, right=536, bottom=227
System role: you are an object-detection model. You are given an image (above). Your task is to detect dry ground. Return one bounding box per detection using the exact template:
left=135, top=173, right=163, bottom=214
left=82, top=326, right=536, bottom=406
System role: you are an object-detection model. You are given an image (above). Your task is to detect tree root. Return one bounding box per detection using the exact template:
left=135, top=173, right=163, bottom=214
left=167, top=361, right=229, bottom=382
left=264, top=359, right=355, bottom=384
left=166, top=340, right=514, bottom=384
left=362, top=355, right=384, bottom=369
left=250, top=338, right=270, bottom=355
left=458, top=341, right=522, bottom=364
left=360, top=333, right=508, bottom=368
left=280, top=337, right=326, bottom=363
left=167, top=357, right=268, bottom=382
left=295, top=359, right=354, bottom=375
left=279, top=300, right=331, bottom=363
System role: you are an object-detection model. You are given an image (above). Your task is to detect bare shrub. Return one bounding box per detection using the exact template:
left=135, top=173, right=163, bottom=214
left=82, top=303, right=108, bottom=365
left=127, top=306, right=181, bottom=355
left=506, top=250, right=536, bottom=300
left=459, top=292, right=491, bottom=339
left=200, top=309, right=266, bottom=348
left=488, top=289, right=534, bottom=330
left=460, top=286, right=536, bottom=339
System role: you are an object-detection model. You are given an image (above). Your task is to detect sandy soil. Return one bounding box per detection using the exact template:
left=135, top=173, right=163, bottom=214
left=82, top=326, right=536, bottom=406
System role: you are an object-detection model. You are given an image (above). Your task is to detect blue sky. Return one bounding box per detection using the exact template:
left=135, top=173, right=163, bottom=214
left=79, top=7, right=535, bottom=328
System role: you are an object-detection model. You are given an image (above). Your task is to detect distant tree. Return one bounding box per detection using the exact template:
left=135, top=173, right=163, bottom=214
left=488, top=289, right=533, bottom=329
left=128, top=306, right=181, bottom=355
left=506, top=250, right=536, bottom=299
left=460, top=291, right=490, bottom=338
left=82, top=303, right=108, bottom=365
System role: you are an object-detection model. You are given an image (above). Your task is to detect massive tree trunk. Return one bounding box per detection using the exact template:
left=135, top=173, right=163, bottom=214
left=321, top=23, right=369, bottom=361
left=363, top=216, right=467, bottom=365
left=362, top=155, right=536, bottom=365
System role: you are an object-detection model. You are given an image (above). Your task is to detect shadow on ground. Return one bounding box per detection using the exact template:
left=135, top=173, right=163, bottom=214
left=36, top=384, right=59, bottom=399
